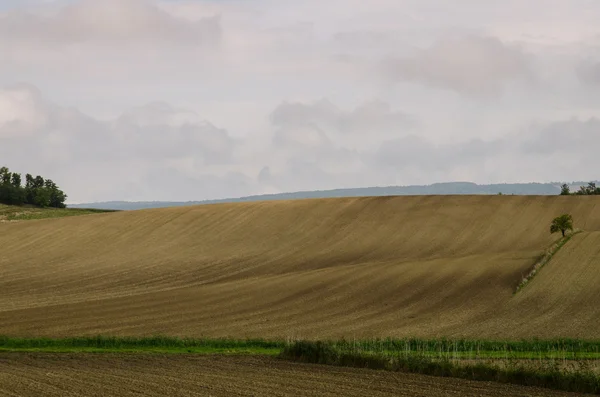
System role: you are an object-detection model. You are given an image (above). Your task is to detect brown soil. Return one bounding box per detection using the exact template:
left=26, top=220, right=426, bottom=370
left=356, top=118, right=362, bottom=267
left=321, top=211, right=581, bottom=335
left=0, top=354, right=587, bottom=397
left=1, top=195, right=600, bottom=339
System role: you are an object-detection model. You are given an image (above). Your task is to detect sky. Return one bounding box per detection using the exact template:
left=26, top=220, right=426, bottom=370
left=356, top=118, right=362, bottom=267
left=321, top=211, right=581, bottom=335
left=1, top=0, right=599, bottom=203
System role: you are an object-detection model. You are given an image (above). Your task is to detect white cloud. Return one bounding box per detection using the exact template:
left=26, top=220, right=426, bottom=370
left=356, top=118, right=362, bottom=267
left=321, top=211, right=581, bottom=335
left=0, top=84, right=48, bottom=133
left=0, top=0, right=221, bottom=44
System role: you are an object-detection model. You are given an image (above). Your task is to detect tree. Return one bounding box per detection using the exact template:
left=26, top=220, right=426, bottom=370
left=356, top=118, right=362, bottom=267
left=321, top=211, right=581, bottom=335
left=0, top=167, right=67, bottom=208
left=45, top=179, right=67, bottom=208
left=550, top=214, right=574, bottom=238
left=25, top=173, right=35, bottom=204
left=33, top=187, right=51, bottom=207
left=1, top=167, right=11, bottom=185
left=0, top=167, right=16, bottom=204
left=573, top=181, right=600, bottom=195
left=33, top=175, right=45, bottom=189
left=49, top=189, right=67, bottom=208
left=0, top=168, right=25, bottom=205
left=11, top=173, right=21, bottom=188
left=560, top=184, right=571, bottom=195
left=586, top=182, right=597, bottom=195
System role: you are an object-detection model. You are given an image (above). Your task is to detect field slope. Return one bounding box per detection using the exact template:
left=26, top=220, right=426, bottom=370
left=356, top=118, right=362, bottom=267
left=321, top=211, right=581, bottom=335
left=1, top=195, right=600, bottom=339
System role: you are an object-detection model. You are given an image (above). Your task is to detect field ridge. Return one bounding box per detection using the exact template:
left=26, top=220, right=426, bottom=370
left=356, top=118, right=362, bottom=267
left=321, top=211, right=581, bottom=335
left=515, top=229, right=583, bottom=293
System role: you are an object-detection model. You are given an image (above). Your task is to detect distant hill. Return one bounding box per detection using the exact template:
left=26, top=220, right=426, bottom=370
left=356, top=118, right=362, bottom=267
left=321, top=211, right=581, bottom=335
left=68, top=181, right=592, bottom=210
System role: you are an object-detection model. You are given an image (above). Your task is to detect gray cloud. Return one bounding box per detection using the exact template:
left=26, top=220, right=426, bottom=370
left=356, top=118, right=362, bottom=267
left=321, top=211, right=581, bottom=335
left=271, top=100, right=339, bottom=130
left=520, top=118, right=600, bottom=155
left=271, top=99, right=414, bottom=143
left=340, top=100, right=416, bottom=134
left=369, top=135, right=497, bottom=172
left=267, top=99, right=414, bottom=187
left=2, top=83, right=600, bottom=201
left=115, top=103, right=234, bottom=164
left=0, top=84, right=238, bottom=202
left=135, top=166, right=255, bottom=202
left=506, top=118, right=600, bottom=183
left=577, top=60, right=600, bottom=85
left=366, top=117, right=600, bottom=184
left=383, top=35, right=531, bottom=97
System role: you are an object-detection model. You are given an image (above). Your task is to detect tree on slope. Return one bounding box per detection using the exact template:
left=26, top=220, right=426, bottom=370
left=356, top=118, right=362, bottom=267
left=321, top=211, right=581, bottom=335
left=560, top=184, right=571, bottom=195
left=550, top=214, right=574, bottom=238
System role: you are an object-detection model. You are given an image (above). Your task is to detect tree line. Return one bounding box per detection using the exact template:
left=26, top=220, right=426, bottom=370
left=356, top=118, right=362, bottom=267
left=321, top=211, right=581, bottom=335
left=560, top=182, right=600, bottom=196
left=0, top=166, right=67, bottom=208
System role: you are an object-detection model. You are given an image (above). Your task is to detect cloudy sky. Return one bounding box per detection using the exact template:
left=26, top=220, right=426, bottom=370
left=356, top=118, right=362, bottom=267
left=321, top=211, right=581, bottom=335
left=1, top=0, right=599, bottom=203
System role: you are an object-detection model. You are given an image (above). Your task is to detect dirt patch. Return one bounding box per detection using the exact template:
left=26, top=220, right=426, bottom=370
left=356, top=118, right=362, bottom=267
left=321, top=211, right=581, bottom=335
left=0, top=354, right=586, bottom=397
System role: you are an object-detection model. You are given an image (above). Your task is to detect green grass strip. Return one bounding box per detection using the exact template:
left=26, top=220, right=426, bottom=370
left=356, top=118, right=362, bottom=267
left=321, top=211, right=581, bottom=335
left=0, top=336, right=285, bottom=353
left=5, top=336, right=600, bottom=355
left=0, top=346, right=279, bottom=355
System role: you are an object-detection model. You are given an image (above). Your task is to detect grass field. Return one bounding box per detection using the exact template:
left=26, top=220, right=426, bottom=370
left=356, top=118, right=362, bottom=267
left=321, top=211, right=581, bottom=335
left=1, top=195, right=600, bottom=339
left=0, top=336, right=283, bottom=355
left=4, top=335, right=600, bottom=358
left=0, top=203, right=115, bottom=222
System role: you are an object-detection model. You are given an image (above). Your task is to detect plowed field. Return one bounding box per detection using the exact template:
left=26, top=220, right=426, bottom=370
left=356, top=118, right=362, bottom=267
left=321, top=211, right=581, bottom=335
left=1, top=195, right=600, bottom=338
left=0, top=354, right=586, bottom=397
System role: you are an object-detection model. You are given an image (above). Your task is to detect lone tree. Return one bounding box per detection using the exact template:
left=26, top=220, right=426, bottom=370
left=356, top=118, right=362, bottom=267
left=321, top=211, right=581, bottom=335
left=550, top=214, right=574, bottom=237
left=560, top=184, right=571, bottom=195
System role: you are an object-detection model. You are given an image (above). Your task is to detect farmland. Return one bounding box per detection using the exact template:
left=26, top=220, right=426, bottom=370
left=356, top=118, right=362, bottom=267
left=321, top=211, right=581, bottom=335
left=1, top=195, right=600, bottom=338
left=2, top=195, right=600, bottom=395
left=1, top=354, right=582, bottom=397
left=4, top=336, right=600, bottom=394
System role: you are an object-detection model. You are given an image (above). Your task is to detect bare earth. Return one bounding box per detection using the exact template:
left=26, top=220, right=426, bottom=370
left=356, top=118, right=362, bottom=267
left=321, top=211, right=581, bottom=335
left=0, top=354, right=588, bottom=397
left=2, top=195, right=600, bottom=339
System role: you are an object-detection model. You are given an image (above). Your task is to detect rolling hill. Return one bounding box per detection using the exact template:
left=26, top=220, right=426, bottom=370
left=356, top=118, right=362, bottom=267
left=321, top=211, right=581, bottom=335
left=1, top=195, right=600, bottom=339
